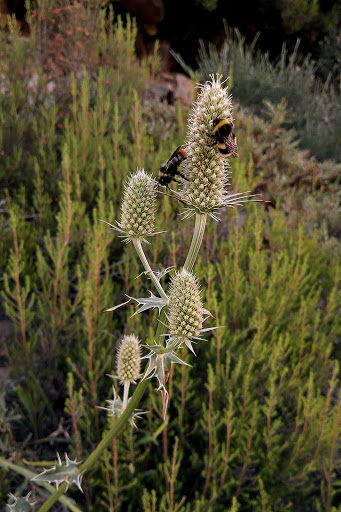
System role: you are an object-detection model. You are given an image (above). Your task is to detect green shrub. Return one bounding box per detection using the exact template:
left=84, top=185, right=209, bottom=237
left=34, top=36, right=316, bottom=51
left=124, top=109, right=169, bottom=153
left=234, top=100, right=341, bottom=244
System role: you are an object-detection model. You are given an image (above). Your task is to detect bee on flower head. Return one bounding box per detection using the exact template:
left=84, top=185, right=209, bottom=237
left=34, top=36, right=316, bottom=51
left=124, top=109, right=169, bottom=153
left=207, top=118, right=238, bottom=157
left=158, top=146, right=189, bottom=189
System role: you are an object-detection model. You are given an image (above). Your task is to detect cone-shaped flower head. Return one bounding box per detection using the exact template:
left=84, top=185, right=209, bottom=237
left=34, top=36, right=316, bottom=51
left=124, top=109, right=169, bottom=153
left=118, top=169, right=157, bottom=242
left=180, top=75, right=235, bottom=214
left=168, top=269, right=204, bottom=340
left=116, top=334, right=141, bottom=383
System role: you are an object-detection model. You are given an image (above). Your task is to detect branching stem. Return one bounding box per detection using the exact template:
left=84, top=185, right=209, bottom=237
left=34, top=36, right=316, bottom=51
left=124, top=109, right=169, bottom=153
left=36, top=377, right=149, bottom=512
left=133, top=238, right=168, bottom=301
left=36, top=206, right=208, bottom=512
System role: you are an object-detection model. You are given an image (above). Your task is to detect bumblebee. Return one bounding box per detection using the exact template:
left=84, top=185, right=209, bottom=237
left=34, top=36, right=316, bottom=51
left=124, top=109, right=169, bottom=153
left=207, top=118, right=238, bottom=157
left=158, top=146, right=188, bottom=188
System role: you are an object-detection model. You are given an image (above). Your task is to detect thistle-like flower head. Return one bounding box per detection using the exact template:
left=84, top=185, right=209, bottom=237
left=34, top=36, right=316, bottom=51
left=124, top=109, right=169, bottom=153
left=179, top=75, right=257, bottom=218
left=116, top=334, right=141, bottom=383
left=106, top=169, right=158, bottom=243
left=168, top=269, right=203, bottom=340
left=179, top=75, right=233, bottom=214
left=167, top=269, right=219, bottom=354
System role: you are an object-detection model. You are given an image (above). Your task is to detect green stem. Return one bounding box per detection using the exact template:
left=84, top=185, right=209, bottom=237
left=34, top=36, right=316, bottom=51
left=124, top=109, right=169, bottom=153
left=36, top=378, right=149, bottom=512
left=133, top=238, right=168, bottom=301
left=123, top=380, right=130, bottom=409
left=37, top=482, right=68, bottom=512
left=35, top=213, right=208, bottom=512
left=155, top=214, right=208, bottom=346
left=155, top=309, right=168, bottom=344
left=153, top=214, right=208, bottom=349
left=79, top=378, right=148, bottom=475
left=183, top=213, right=207, bottom=272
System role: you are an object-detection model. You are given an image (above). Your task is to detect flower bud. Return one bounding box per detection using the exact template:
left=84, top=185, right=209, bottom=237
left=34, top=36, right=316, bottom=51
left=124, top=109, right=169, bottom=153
left=168, top=270, right=203, bottom=340
left=119, top=169, right=157, bottom=241
left=116, top=334, right=141, bottom=383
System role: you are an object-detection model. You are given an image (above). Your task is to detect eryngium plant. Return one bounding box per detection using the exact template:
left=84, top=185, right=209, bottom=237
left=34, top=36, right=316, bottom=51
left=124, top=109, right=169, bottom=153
left=116, top=334, right=141, bottom=383
left=168, top=269, right=211, bottom=354
left=106, top=168, right=158, bottom=243
left=31, top=74, right=259, bottom=511
left=115, top=334, right=142, bottom=411
left=180, top=75, right=256, bottom=220
left=169, top=269, right=203, bottom=340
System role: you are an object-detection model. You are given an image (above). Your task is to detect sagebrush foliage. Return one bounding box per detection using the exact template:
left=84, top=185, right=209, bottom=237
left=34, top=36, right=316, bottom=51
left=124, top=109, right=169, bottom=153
left=0, top=2, right=340, bottom=511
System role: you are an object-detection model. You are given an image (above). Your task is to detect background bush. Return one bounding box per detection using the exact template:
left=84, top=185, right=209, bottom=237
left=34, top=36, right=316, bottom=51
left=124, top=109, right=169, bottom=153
left=174, top=29, right=341, bottom=162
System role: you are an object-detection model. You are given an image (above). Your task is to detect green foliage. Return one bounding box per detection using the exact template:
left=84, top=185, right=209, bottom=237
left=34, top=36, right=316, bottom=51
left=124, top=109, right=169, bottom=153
left=234, top=100, right=341, bottom=244
left=318, top=28, right=341, bottom=86
left=177, top=30, right=341, bottom=162
left=278, top=0, right=320, bottom=34
left=1, top=2, right=340, bottom=511
left=278, top=0, right=340, bottom=35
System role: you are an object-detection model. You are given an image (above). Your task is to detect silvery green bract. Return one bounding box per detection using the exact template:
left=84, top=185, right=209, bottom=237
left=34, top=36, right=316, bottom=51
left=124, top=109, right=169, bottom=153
left=98, top=386, right=147, bottom=428
left=7, top=492, right=36, bottom=512
left=142, top=340, right=190, bottom=387
left=31, top=453, right=83, bottom=492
